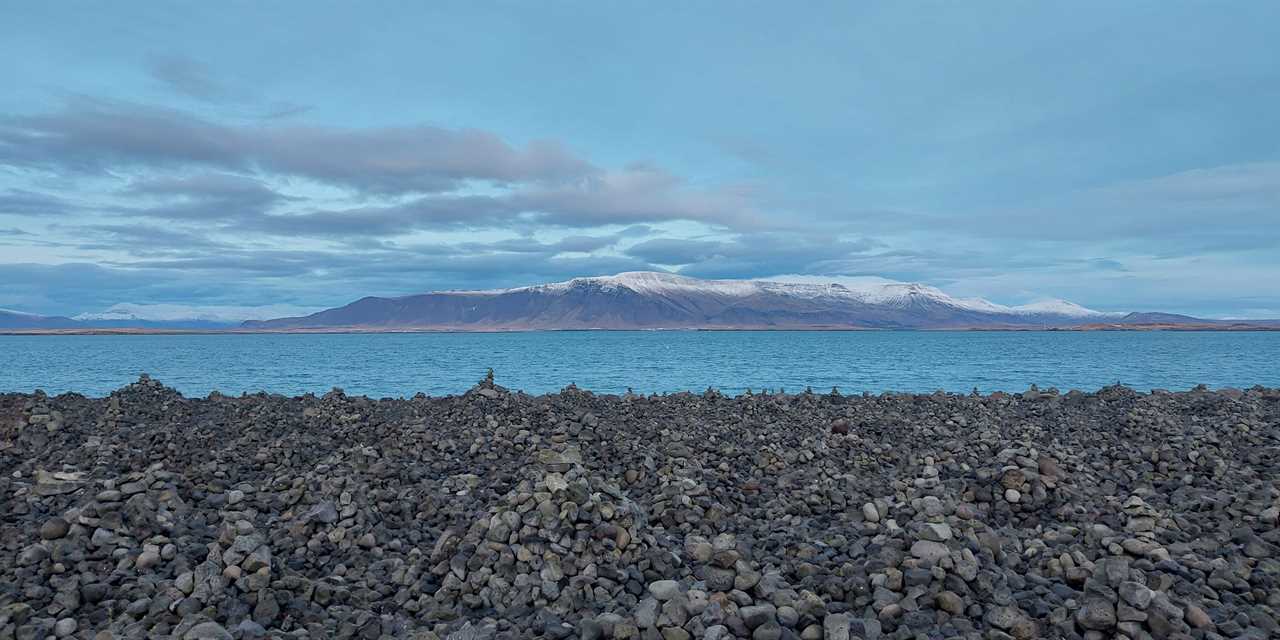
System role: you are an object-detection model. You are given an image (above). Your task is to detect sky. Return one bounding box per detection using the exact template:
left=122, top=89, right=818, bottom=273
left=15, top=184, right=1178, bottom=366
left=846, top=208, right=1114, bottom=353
left=2, top=2, right=1278, bottom=319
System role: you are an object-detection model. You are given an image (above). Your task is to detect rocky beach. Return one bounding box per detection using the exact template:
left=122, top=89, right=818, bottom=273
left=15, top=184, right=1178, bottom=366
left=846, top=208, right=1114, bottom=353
left=2, top=375, right=1278, bottom=640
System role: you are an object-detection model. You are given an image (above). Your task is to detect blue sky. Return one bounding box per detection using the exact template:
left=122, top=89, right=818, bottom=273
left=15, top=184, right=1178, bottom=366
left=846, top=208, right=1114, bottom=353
left=2, top=2, right=1278, bottom=318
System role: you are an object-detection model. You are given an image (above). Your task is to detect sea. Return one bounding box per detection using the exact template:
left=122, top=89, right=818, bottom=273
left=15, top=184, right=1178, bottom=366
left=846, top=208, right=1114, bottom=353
left=2, top=331, right=1278, bottom=398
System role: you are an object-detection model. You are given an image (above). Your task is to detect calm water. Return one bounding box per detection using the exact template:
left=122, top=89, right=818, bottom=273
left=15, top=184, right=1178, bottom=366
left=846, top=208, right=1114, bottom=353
left=2, top=331, right=1278, bottom=398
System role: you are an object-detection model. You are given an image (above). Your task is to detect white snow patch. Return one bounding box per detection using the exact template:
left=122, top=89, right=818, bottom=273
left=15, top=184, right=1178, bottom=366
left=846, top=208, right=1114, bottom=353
left=431, top=271, right=1115, bottom=318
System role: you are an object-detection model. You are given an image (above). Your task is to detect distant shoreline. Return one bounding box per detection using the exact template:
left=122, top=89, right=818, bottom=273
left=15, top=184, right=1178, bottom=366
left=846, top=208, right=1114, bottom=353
left=4, top=323, right=1279, bottom=336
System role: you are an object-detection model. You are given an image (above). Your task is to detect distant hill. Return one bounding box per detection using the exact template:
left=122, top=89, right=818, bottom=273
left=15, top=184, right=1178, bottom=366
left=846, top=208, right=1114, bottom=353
left=244, top=271, right=1143, bottom=331
left=0, top=309, right=236, bottom=331
left=0, top=309, right=82, bottom=329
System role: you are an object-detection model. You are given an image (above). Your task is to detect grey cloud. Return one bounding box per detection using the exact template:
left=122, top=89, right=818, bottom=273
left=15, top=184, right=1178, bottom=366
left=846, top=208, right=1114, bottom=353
left=253, top=126, right=591, bottom=194
left=549, top=235, right=622, bottom=253
left=36, top=242, right=659, bottom=313
left=0, top=262, right=247, bottom=315
left=248, top=195, right=510, bottom=237
left=146, top=54, right=311, bottom=119
left=127, top=172, right=278, bottom=200
left=615, top=224, right=656, bottom=237
left=0, top=189, right=76, bottom=216
left=2, top=100, right=238, bottom=173
left=146, top=54, right=229, bottom=102
left=1, top=99, right=594, bottom=194
left=241, top=172, right=758, bottom=237
left=917, top=162, right=1280, bottom=256
left=511, top=166, right=763, bottom=228
left=484, top=235, right=619, bottom=254
left=72, top=224, right=232, bottom=254
left=625, top=238, right=726, bottom=265
left=624, top=233, right=884, bottom=278
left=0, top=227, right=33, bottom=236
left=122, top=172, right=288, bottom=221
left=1, top=100, right=771, bottom=231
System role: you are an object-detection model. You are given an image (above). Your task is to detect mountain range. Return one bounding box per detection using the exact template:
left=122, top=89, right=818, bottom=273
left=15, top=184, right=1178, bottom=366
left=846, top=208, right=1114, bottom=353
left=4, top=272, right=1277, bottom=332
left=242, top=272, right=1277, bottom=331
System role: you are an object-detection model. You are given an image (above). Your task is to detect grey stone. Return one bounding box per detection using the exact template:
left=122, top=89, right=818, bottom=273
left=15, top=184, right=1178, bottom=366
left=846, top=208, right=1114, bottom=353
left=648, top=580, right=681, bottom=601
left=183, top=622, right=233, bottom=640
left=823, top=614, right=849, bottom=640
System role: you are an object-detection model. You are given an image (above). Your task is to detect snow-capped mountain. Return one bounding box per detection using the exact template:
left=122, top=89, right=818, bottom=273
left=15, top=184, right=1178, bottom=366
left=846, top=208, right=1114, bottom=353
left=245, top=271, right=1125, bottom=330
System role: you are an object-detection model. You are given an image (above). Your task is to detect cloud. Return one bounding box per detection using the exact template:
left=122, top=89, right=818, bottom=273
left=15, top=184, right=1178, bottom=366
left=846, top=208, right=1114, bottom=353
left=0, top=100, right=771, bottom=233
left=70, top=224, right=231, bottom=254
left=122, top=172, right=289, bottom=221
left=483, top=233, right=624, bottom=254
left=0, top=189, right=76, bottom=216
left=625, top=237, right=725, bottom=264
left=0, top=227, right=33, bottom=236
left=234, top=171, right=760, bottom=237
left=146, top=54, right=229, bottom=102
left=509, top=166, right=765, bottom=228
left=916, top=162, right=1280, bottom=257
left=624, top=233, right=884, bottom=278
left=0, top=98, right=594, bottom=194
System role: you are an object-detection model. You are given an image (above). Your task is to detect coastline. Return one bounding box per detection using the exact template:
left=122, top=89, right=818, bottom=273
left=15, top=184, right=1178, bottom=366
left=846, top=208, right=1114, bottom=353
left=4, top=322, right=1279, bottom=336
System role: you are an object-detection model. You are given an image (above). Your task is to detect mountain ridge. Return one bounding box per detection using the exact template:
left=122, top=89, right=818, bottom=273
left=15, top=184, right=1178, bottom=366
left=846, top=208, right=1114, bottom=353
left=6, top=272, right=1278, bottom=331
left=241, top=271, right=1261, bottom=331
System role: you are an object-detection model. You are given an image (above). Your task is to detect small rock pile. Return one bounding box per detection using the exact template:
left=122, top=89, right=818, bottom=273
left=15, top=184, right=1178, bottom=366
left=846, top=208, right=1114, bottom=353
left=427, top=444, right=654, bottom=630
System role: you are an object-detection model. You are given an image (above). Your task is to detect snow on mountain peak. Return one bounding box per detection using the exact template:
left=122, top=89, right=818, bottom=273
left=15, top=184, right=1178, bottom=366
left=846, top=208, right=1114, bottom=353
left=437, top=272, right=1110, bottom=318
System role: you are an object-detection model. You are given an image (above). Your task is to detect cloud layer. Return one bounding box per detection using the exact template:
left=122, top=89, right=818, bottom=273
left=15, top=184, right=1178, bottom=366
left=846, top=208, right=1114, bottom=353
left=2, top=3, right=1279, bottom=318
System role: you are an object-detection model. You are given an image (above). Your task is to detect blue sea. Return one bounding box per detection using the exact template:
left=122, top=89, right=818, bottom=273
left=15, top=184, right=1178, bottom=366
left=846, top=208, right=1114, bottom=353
left=2, top=331, right=1278, bottom=398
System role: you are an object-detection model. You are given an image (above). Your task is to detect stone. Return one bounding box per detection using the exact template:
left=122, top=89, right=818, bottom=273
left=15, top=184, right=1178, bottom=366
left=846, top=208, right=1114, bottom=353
left=635, top=598, right=659, bottom=628
left=1118, top=581, right=1152, bottom=609
left=184, top=622, right=234, bottom=640
left=752, top=621, right=782, bottom=640
left=253, top=591, right=280, bottom=624
left=303, top=500, right=339, bottom=525
left=1075, top=598, right=1117, bottom=631
left=910, top=540, right=950, bottom=564
left=862, top=503, right=880, bottom=523
left=917, top=522, right=952, bottom=542
left=54, top=618, right=77, bottom=637
left=822, top=614, right=849, bottom=640
left=985, top=606, right=1023, bottom=630
left=176, top=571, right=195, bottom=595
left=648, top=580, right=681, bottom=601
left=685, top=536, right=713, bottom=563
left=16, top=544, right=48, bottom=566
left=706, top=567, right=735, bottom=592
left=40, top=517, right=70, bottom=540
left=1185, top=604, right=1213, bottom=629
left=740, top=604, right=777, bottom=629
left=243, top=545, right=272, bottom=572
left=579, top=620, right=603, bottom=640
left=936, top=591, right=964, bottom=615
left=135, top=550, right=162, bottom=570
